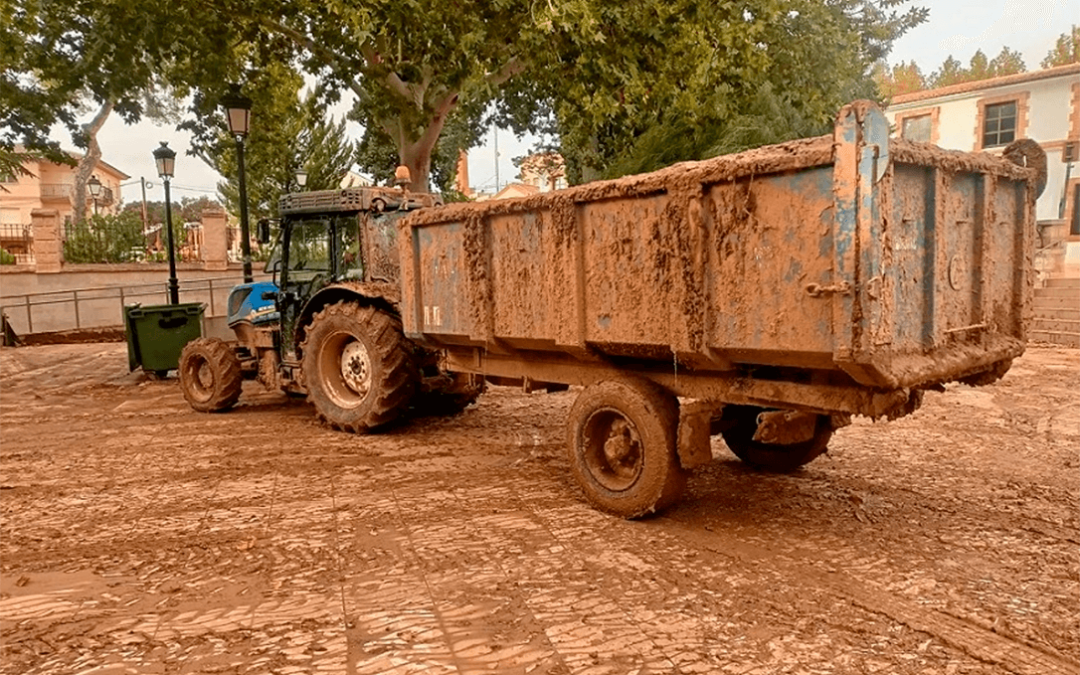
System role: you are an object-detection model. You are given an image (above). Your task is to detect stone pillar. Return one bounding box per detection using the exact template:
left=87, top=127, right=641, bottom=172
left=201, top=206, right=229, bottom=271
left=31, top=209, right=62, bottom=273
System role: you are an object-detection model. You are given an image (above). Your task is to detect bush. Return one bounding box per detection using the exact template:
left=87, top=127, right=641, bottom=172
left=0, top=248, right=15, bottom=265
left=63, top=212, right=147, bottom=263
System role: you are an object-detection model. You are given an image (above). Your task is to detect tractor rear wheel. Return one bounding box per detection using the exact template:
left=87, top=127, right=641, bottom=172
left=301, top=301, right=418, bottom=433
left=566, top=378, right=685, bottom=518
left=720, top=405, right=832, bottom=472
left=178, top=337, right=243, bottom=412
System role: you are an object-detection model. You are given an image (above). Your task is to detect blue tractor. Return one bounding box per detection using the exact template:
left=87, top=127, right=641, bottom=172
left=176, top=178, right=482, bottom=430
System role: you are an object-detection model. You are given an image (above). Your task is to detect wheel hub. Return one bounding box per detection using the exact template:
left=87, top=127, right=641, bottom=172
left=340, top=341, right=371, bottom=397
left=585, top=413, right=643, bottom=491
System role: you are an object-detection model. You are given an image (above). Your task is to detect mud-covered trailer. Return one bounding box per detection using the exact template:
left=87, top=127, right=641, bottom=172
left=397, top=101, right=1041, bottom=517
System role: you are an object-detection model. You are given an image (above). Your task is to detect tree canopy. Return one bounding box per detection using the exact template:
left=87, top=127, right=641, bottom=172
left=5, top=0, right=929, bottom=195
left=874, top=30, right=1077, bottom=101
left=1041, top=25, right=1079, bottom=68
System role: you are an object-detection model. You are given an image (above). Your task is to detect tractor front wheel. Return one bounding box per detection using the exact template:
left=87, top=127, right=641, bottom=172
left=178, top=337, right=244, bottom=412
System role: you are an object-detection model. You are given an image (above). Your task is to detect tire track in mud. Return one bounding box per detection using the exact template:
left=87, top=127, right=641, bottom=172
left=659, top=519, right=1080, bottom=675
left=0, top=344, right=127, bottom=390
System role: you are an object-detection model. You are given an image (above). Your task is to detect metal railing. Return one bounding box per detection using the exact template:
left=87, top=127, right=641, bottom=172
left=39, top=183, right=73, bottom=201
left=0, top=275, right=265, bottom=335
left=0, top=224, right=34, bottom=264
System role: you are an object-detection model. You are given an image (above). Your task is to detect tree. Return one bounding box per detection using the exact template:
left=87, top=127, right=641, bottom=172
left=989, top=46, right=1026, bottom=76
left=1, top=1, right=215, bottom=222
left=931, top=56, right=967, bottom=88
left=6, top=0, right=927, bottom=197
left=929, top=47, right=1026, bottom=89
left=873, top=60, right=928, bottom=99
left=184, top=63, right=360, bottom=222
left=176, top=0, right=555, bottom=192
left=510, top=0, right=927, bottom=180
left=1042, top=26, right=1080, bottom=68
left=63, top=211, right=146, bottom=263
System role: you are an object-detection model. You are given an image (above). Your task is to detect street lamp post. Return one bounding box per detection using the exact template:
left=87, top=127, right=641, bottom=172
left=222, top=86, right=254, bottom=283
left=87, top=175, right=102, bottom=216
left=152, top=142, right=180, bottom=305
left=295, top=168, right=308, bottom=191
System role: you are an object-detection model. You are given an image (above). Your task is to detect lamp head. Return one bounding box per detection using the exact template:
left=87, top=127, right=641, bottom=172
left=221, top=85, right=253, bottom=137
left=152, top=141, right=176, bottom=178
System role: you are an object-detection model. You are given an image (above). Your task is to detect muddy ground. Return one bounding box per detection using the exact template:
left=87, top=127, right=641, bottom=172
left=1, top=342, right=1077, bottom=675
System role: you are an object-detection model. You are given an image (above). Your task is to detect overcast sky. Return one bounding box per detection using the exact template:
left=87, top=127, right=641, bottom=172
left=71, top=0, right=1077, bottom=205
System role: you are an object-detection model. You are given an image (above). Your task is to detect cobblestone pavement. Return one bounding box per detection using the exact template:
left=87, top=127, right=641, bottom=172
left=1, top=343, right=1077, bottom=675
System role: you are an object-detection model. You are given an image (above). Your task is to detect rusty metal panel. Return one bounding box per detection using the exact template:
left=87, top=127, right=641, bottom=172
left=889, top=164, right=935, bottom=350
left=705, top=169, right=836, bottom=357
left=579, top=195, right=671, bottom=345
left=399, top=100, right=1038, bottom=394
left=410, top=221, right=471, bottom=338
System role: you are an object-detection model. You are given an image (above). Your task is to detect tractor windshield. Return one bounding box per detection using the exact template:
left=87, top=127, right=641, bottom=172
left=283, top=218, right=332, bottom=281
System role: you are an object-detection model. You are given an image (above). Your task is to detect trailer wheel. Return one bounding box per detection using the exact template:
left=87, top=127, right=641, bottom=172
left=720, top=405, right=832, bottom=472
left=178, top=337, right=243, bottom=412
left=302, top=301, right=417, bottom=433
left=567, top=379, right=685, bottom=518
left=413, top=373, right=485, bottom=417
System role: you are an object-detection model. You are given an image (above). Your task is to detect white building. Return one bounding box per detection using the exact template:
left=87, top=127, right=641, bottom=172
left=885, top=63, right=1080, bottom=276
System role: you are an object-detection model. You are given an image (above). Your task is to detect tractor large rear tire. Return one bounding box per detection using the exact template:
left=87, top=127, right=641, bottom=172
left=301, top=301, right=418, bottom=433
left=566, top=378, right=685, bottom=518
left=720, top=405, right=832, bottom=472
left=178, top=337, right=243, bottom=412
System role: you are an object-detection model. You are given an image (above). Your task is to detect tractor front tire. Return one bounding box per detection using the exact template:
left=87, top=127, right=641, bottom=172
left=178, top=337, right=244, bottom=412
left=301, top=301, right=418, bottom=433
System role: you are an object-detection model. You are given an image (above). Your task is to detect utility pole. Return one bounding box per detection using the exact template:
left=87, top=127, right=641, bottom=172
left=140, top=177, right=149, bottom=232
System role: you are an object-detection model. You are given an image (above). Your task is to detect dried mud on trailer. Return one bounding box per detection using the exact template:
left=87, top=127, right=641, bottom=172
left=399, top=101, right=1043, bottom=517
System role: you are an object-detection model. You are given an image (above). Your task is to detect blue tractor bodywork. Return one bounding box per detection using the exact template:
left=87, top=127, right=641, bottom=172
left=227, top=281, right=280, bottom=328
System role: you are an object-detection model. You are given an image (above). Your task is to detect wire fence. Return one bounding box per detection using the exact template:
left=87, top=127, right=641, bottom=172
left=0, top=275, right=266, bottom=336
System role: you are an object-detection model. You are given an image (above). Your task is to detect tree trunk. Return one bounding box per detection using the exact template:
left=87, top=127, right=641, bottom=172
left=390, top=91, right=458, bottom=194
left=72, top=100, right=115, bottom=225
left=400, top=140, right=434, bottom=194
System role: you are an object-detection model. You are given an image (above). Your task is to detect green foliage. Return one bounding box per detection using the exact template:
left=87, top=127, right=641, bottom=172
left=517, top=0, right=926, bottom=180
left=0, top=248, right=16, bottom=265
left=119, top=199, right=186, bottom=257
left=182, top=64, right=360, bottom=221
left=1, top=1, right=222, bottom=160
left=1042, top=26, right=1080, bottom=68
left=63, top=211, right=147, bottom=263
left=873, top=60, right=928, bottom=99
left=929, top=47, right=1026, bottom=88
left=5, top=0, right=927, bottom=196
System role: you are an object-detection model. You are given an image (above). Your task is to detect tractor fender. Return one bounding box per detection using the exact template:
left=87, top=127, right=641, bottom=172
left=293, top=281, right=402, bottom=353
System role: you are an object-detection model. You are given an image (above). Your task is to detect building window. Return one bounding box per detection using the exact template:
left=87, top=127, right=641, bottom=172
left=901, top=115, right=932, bottom=142
left=982, top=101, right=1017, bottom=148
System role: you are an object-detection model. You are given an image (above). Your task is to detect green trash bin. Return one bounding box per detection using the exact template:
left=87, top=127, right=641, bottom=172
left=124, top=303, right=205, bottom=375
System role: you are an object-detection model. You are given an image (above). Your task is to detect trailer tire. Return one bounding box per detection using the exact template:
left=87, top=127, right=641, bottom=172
left=567, top=379, right=685, bottom=518
left=413, top=373, right=485, bottom=417
left=302, top=301, right=417, bottom=433
left=178, top=337, right=243, bottom=412
left=720, top=405, right=832, bottom=472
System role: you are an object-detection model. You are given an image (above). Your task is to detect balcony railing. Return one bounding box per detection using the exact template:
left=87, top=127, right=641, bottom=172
left=39, top=183, right=116, bottom=206
left=40, top=183, right=73, bottom=201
